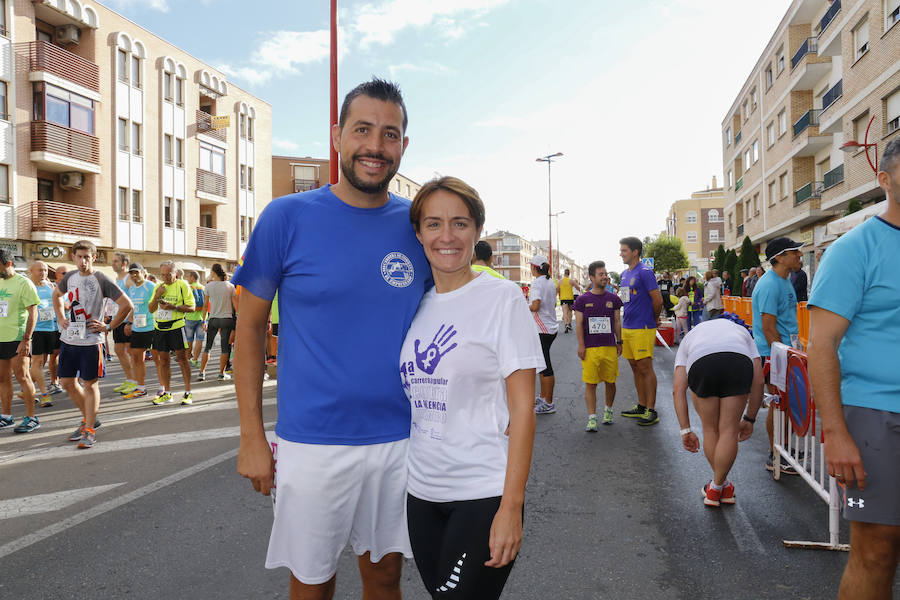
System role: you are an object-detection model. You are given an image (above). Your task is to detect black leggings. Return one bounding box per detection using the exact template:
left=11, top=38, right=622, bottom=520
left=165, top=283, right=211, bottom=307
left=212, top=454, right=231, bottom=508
left=204, top=317, right=234, bottom=355
left=407, top=494, right=519, bottom=599
left=538, top=333, right=556, bottom=377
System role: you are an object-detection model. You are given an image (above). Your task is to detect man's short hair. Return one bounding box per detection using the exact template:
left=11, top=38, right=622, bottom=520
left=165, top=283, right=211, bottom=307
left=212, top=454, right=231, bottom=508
left=588, top=260, right=606, bottom=277
left=474, top=240, right=493, bottom=262
left=619, top=236, right=643, bottom=256
left=0, top=248, right=12, bottom=266
left=114, top=252, right=129, bottom=265
left=72, top=240, right=96, bottom=255
left=339, top=78, right=408, bottom=133
left=187, top=270, right=199, bottom=281
left=880, top=138, right=900, bottom=175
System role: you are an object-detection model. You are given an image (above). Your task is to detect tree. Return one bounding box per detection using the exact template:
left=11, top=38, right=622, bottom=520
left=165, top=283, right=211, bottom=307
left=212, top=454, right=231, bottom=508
left=739, top=236, right=760, bottom=271
left=644, top=236, right=689, bottom=273
left=712, top=244, right=726, bottom=272
left=724, top=249, right=739, bottom=295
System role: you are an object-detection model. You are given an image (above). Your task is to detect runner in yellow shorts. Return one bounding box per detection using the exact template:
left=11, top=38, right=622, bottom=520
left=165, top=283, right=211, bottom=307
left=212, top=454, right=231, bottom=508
left=621, top=327, right=656, bottom=361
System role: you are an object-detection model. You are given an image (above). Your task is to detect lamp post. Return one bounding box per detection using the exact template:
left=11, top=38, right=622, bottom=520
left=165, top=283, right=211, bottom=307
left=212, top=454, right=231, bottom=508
left=536, top=152, right=563, bottom=276
left=839, top=114, right=878, bottom=175
left=329, top=0, right=338, bottom=184
left=551, top=210, right=565, bottom=275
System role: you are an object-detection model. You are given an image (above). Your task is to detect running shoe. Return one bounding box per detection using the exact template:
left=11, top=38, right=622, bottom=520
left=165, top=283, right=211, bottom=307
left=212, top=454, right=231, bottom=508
left=94, top=419, right=101, bottom=429
left=78, top=428, right=96, bottom=449
left=621, top=404, right=646, bottom=418
left=637, top=408, right=660, bottom=426
left=720, top=482, right=736, bottom=505
left=197, top=372, right=206, bottom=382
left=534, top=396, right=542, bottom=407
left=765, top=453, right=798, bottom=475
left=0, top=415, right=14, bottom=429
left=152, top=392, right=173, bottom=406
left=265, top=357, right=277, bottom=364
left=14, top=416, right=40, bottom=434
left=602, top=407, right=614, bottom=425
left=217, top=373, right=231, bottom=381
left=113, top=381, right=130, bottom=393
left=124, top=388, right=147, bottom=400
left=181, top=392, right=193, bottom=405
left=534, top=400, right=557, bottom=415
left=68, top=422, right=85, bottom=442
left=39, top=393, right=54, bottom=408
left=585, top=415, right=598, bottom=432
left=49, top=383, right=64, bottom=395
left=702, top=482, right=721, bottom=507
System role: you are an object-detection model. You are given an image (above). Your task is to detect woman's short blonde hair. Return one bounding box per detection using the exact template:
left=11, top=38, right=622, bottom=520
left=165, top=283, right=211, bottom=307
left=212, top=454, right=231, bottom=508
left=409, top=176, right=485, bottom=231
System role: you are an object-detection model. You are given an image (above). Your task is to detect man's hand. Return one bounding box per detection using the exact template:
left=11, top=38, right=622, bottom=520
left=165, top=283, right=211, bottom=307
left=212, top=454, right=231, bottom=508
left=616, top=343, right=622, bottom=357
left=17, top=339, right=31, bottom=358
left=682, top=431, right=700, bottom=453
left=59, top=317, right=69, bottom=331
left=237, top=435, right=275, bottom=496
left=738, top=420, right=753, bottom=442
left=577, top=345, right=585, bottom=360
left=825, top=429, right=866, bottom=490
left=153, top=285, right=166, bottom=300
left=87, top=319, right=107, bottom=333
left=124, top=324, right=132, bottom=336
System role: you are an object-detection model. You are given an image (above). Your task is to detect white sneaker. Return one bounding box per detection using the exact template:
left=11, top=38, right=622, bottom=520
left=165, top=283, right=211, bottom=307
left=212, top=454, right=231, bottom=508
left=535, top=400, right=557, bottom=415
left=534, top=396, right=543, bottom=407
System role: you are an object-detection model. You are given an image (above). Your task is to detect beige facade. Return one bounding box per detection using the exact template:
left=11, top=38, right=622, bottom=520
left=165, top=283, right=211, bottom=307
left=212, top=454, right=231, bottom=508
left=0, top=0, right=272, bottom=274
left=533, top=240, right=587, bottom=285
left=271, top=156, right=421, bottom=202
left=481, top=230, right=540, bottom=285
left=665, top=178, right=725, bottom=273
left=721, top=0, right=899, bottom=266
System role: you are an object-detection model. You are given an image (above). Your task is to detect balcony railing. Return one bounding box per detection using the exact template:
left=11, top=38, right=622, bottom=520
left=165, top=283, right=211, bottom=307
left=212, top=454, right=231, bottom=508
left=31, top=120, right=100, bottom=164
left=821, top=80, right=842, bottom=112
left=819, top=0, right=841, bottom=35
left=197, top=226, right=227, bottom=253
left=737, top=224, right=744, bottom=236
left=25, top=40, right=99, bottom=93
left=735, top=130, right=742, bottom=144
left=793, top=109, right=821, bottom=137
left=791, top=37, right=818, bottom=70
left=823, top=164, right=845, bottom=189
left=293, top=178, right=319, bottom=193
left=197, top=169, right=227, bottom=197
left=795, top=181, right=824, bottom=206
left=735, top=176, right=743, bottom=191
left=17, top=200, right=100, bottom=238
left=196, top=110, right=226, bottom=142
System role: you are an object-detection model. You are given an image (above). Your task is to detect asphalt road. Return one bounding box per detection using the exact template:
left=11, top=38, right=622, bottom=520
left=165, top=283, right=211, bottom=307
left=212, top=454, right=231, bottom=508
left=0, top=332, right=896, bottom=599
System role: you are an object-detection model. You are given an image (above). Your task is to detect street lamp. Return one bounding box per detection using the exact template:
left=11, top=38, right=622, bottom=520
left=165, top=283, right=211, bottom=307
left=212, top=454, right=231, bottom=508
left=551, top=210, right=565, bottom=275
left=536, top=152, right=563, bottom=277
left=840, top=114, right=878, bottom=175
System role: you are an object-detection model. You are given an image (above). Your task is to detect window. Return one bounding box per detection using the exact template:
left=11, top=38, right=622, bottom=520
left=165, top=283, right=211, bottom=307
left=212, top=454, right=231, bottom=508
left=240, top=165, right=246, bottom=189
left=247, top=116, right=254, bottom=141
left=249, top=217, right=254, bottom=234
left=175, top=77, right=184, bottom=106
left=131, top=190, right=142, bottom=223
left=853, top=110, right=870, bottom=142
left=131, top=55, right=141, bottom=88
left=886, top=89, right=900, bottom=135
left=164, top=197, right=172, bottom=228
left=175, top=199, right=184, bottom=230
left=200, top=212, right=213, bottom=229
left=752, top=139, right=759, bottom=163
left=780, top=173, right=788, bottom=199
left=768, top=181, right=777, bottom=206
left=131, top=122, right=141, bottom=155
left=742, top=100, right=749, bottom=121
left=239, top=114, right=247, bottom=139
left=0, top=81, right=7, bottom=120
left=709, top=230, right=721, bottom=242
left=118, top=187, right=128, bottom=220
left=887, top=0, right=900, bottom=30
left=38, top=178, right=53, bottom=201
left=35, top=84, right=95, bottom=134
left=163, top=73, right=173, bottom=101
left=240, top=216, right=248, bottom=241
left=777, top=46, right=785, bottom=74
left=0, top=0, right=7, bottom=36
left=778, top=109, right=787, bottom=135
left=744, top=148, right=752, bottom=171
left=199, top=142, right=225, bottom=175
left=729, top=213, right=734, bottom=231
left=175, top=138, right=184, bottom=167
left=708, top=209, right=720, bottom=223
left=0, top=165, right=8, bottom=204
left=767, top=123, right=775, bottom=147
left=853, top=17, right=869, bottom=61
left=395, top=180, right=400, bottom=192
left=751, top=88, right=758, bottom=112
left=753, top=193, right=760, bottom=216
left=686, top=231, right=698, bottom=243
left=765, top=66, right=773, bottom=89
left=406, top=184, right=411, bottom=197
left=163, top=134, right=173, bottom=165
left=117, top=49, right=128, bottom=83
left=728, top=169, right=734, bottom=188
left=686, top=211, right=697, bottom=223
left=726, top=127, right=732, bottom=145
left=248, top=166, right=254, bottom=190
left=117, top=118, right=128, bottom=151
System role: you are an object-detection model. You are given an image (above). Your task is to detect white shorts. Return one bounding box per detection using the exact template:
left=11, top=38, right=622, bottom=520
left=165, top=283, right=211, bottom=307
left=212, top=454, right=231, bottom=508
left=265, top=437, right=412, bottom=584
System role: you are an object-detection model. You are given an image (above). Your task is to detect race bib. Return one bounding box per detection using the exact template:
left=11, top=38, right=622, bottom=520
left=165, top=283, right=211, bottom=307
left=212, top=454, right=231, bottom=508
left=588, top=316, right=611, bottom=334
left=156, top=309, right=173, bottom=321
left=0, top=301, right=8, bottom=318
left=134, top=314, right=147, bottom=328
left=70, top=321, right=86, bottom=340
left=618, top=287, right=630, bottom=303
left=38, top=306, right=54, bottom=322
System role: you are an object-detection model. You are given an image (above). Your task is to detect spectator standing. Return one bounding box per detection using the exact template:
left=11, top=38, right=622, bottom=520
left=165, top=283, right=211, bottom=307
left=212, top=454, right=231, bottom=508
left=790, top=267, right=808, bottom=302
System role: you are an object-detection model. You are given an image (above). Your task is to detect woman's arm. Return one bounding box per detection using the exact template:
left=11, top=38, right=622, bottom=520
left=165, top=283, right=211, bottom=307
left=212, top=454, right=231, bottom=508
left=673, top=366, right=699, bottom=452
left=485, top=368, right=536, bottom=568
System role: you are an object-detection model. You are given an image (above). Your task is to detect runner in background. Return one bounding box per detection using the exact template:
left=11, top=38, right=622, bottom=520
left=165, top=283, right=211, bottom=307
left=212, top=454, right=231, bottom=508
left=557, top=268, right=580, bottom=333
left=266, top=292, right=278, bottom=364
left=28, top=261, right=58, bottom=407
left=149, top=261, right=195, bottom=406
left=110, top=252, right=136, bottom=396
left=184, top=270, right=207, bottom=368
left=200, top=263, right=235, bottom=381
left=0, top=249, right=40, bottom=433
left=530, top=255, right=559, bottom=415
left=123, top=264, right=156, bottom=399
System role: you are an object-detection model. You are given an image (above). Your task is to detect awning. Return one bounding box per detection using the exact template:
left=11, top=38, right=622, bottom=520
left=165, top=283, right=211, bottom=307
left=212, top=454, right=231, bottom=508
left=178, top=261, right=207, bottom=272
left=825, top=200, right=887, bottom=237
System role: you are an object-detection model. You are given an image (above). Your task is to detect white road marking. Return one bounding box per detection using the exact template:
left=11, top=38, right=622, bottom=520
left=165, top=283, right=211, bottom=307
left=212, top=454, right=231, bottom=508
left=722, top=502, right=766, bottom=555
left=0, top=484, right=126, bottom=520
left=0, top=448, right=239, bottom=560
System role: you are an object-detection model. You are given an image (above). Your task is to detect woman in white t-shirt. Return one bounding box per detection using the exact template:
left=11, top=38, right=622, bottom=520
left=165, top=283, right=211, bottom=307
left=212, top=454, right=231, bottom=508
left=673, top=315, right=764, bottom=507
left=400, top=176, right=544, bottom=600
left=529, top=256, right=559, bottom=415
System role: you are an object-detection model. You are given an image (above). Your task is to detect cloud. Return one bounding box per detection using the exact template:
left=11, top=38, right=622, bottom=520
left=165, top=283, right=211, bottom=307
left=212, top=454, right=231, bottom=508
left=104, top=0, right=171, bottom=11
left=272, top=138, right=301, bottom=152
left=387, top=61, right=450, bottom=79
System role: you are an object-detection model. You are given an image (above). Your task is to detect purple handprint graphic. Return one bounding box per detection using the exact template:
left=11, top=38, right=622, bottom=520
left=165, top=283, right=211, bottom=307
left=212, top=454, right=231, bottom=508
left=414, top=324, right=458, bottom=374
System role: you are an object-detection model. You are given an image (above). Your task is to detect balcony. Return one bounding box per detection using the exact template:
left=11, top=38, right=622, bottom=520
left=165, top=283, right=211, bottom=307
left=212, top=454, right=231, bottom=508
left=737, top=224, right=744, bottom=236
left=793, top=109, right=821, bottom=137
left=196, top=110, right=226, bottom=143
left=821, top=80, right=842, bottom=112
left=293, top=178, right=319, bottom=193
left=734, top=130, right=742, bottom=145
left=30, top=120, right=100, bottom=172
left=791, top=37, right=818, bottom=70
left=795, top=181, right=824, bottom=206
left=735, top=177, right=743, bottom=192
left=819, top=0, right=841, bottom=35
left=196, top=169, right=227, bottom=200
left=197, top=226, right=227, bottom=255
left=823, top=164, right=844, bottom=190
left=25, top=40, right=99, bottom=94
left=17, top=200, right=100, bottom=242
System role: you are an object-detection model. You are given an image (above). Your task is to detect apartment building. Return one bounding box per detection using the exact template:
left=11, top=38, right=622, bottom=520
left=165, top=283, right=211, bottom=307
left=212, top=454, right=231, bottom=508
left=533, top=240, right=587, bottom=285
left=721, top=0, right=899, bottom=268
left=271, top=155, right=422, bottom=201
left=0, top=0, right=272, bottom=274
left=481, top=230, right=540, bottom=285
left=665, top=178, right=725, bottom=273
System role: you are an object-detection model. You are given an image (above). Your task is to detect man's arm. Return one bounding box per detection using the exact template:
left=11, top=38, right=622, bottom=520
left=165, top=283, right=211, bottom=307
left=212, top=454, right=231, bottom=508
left=760, top=313, right=780, bottom=350
left=614, top=309, right=623, bottom=356
left=234, top=288, right=275, bottom=495
left=807, top=306, right=865, bottom=489
left=649, top=289, right=663, bottom=323
left=18, top=305, right=37, bottom=357
left=108, top=294, right=134, bottom=331
left=574, top=309, right=585, bottom=359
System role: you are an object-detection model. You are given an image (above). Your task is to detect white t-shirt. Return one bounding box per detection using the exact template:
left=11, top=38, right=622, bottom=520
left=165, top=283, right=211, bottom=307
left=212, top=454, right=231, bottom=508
left=399, top=273, right=545, bottom=503
left=674, top=318, right=760, bottom=374
left=704, top=277, right=724, bottom=310
left=530, top=275, right=559, bottom=334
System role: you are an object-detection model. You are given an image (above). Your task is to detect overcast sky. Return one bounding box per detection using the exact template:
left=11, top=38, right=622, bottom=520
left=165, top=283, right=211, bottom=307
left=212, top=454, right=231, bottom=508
left=106, top=0, right=792, bottom=267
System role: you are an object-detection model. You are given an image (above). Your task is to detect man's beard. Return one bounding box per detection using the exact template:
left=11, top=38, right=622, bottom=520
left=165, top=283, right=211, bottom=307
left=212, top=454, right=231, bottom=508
left=0, top=270, right=11, bottom=279
left=340, top=153, right=398, bottom=194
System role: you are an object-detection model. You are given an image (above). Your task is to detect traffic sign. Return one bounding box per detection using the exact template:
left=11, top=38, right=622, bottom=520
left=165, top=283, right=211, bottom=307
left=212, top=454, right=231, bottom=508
left=641, top=257, right=654, bottom=269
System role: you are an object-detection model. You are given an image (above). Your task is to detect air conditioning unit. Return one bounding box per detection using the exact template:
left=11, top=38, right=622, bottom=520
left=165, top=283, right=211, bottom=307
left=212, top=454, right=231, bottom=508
left=54, top=25, right=81, bottom=45
left=59, top=172, right=84, bottom=190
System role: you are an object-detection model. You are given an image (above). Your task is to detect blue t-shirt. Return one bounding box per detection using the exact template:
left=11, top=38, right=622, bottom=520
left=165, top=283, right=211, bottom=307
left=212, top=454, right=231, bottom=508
left=751, top=269, right=798, bottom=357
left=35, top=282, right=57, bottom=332
left=620, top=264, right=659, bottom=329
left=808, top=216, right=900, bottom=413
left=233, top=185, right=431, bottom=445
left=127, top=281, right=156, bottom=333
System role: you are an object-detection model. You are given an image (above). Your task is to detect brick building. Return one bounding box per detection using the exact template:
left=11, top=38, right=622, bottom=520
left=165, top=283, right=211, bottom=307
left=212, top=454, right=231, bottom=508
left=271, top=155, right=421, bottom=202
left=665, top=178, right=725, bottom=273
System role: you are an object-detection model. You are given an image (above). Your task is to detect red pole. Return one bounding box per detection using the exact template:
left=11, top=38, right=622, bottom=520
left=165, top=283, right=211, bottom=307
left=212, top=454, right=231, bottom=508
left=329, top=0, right=339, bottom=184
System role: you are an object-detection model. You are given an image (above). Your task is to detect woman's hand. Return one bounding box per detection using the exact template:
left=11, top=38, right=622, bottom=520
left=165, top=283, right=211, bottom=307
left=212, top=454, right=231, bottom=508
left=682, top=431, right=700, bottom=452
left=484, top=504, right=522, bottom=568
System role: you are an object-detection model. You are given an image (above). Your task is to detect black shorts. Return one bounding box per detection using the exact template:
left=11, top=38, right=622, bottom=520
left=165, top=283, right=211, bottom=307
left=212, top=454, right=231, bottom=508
left=539, top=332, right=557, bottom=377
left=152, top=327, right=188, bottom=352
left=0, top=340, right=20, bottom=360
left=271, top=323, right=279, bottom=337
left=687, top=352, right=753, bottom=398
left=130, top=330, right=154, bottom=349
left=407, top=494, right=519, bottom=600
left=32, top=331, right=60, bottom=355
left=112, top=322, right=130, bottom=344
left=560, top=299, right=574, bottom=306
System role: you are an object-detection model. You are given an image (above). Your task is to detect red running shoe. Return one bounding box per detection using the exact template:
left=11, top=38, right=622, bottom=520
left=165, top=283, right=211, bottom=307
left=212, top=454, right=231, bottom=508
left=720, top=482, right=736, bottom=505
left=702, top=482, right=721, bottom=507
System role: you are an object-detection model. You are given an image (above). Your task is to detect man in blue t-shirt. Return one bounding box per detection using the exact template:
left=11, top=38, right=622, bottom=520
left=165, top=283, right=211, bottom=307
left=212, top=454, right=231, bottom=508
left=618, top=236, right=663, bottom=426
left=752, top=236, right=802, bottom=474
left=233, top=79, right=429, bottom=599
left=807, top=138, right=900, bottom=599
